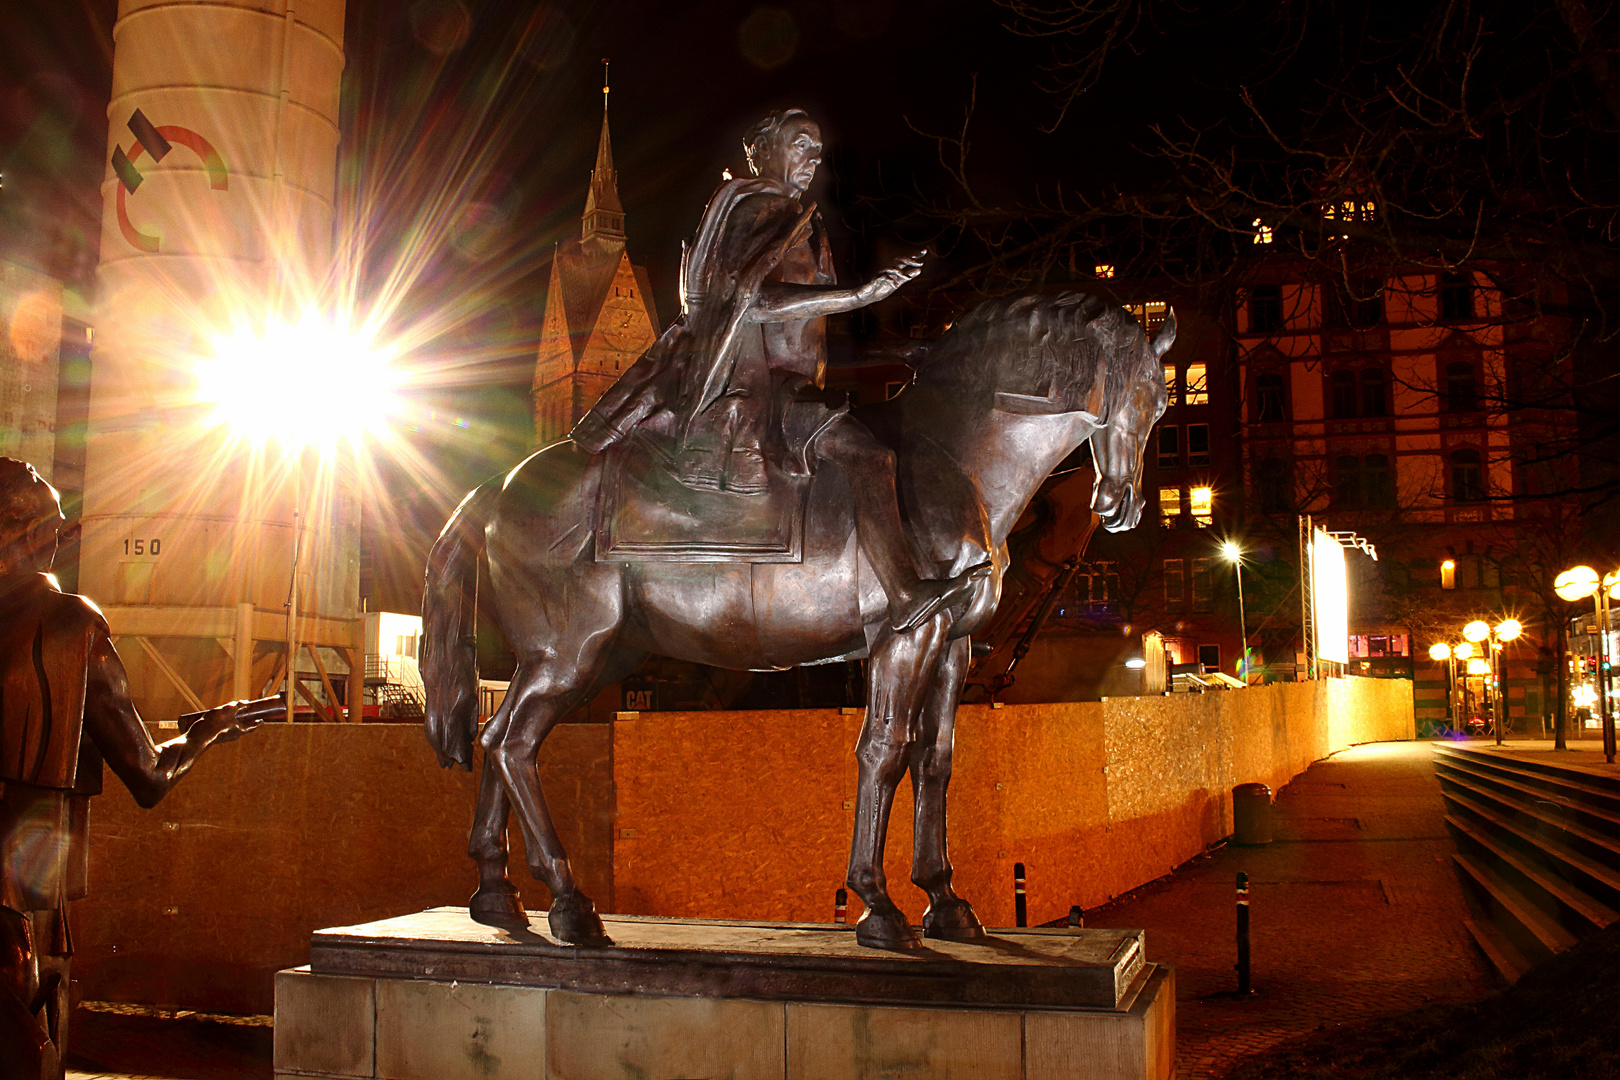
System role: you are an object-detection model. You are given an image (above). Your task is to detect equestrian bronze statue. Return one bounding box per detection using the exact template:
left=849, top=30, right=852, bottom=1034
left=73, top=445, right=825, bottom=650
left=422, top=108, right=1172, bottom=951
left=0, top=459, right=275, bottom=1080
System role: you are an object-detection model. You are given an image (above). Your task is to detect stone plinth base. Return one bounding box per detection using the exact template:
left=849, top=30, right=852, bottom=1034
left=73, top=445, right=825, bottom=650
left=274, top=908, right=1174, bottom=1080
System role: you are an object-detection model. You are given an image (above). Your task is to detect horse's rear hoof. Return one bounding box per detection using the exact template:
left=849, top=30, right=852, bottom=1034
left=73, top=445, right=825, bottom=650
left=470, top=884, right=529, bottom=931
left=922, top=898, right=987, bottom=943
left=548, top=894, right=615, bottom=947
left=854, top=906, right=922, bottom=951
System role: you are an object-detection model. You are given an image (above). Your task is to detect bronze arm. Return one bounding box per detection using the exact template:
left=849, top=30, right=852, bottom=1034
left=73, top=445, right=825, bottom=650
left=748, top=250, right=927, bottom=323
left=82, top=634, right=261, bottom=809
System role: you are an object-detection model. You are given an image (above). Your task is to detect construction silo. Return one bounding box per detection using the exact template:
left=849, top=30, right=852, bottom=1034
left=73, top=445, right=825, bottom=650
left=81, top=0, right=362, bottom=722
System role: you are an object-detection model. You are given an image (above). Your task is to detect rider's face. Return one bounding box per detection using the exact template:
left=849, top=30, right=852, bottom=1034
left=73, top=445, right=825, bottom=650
left=772, top=120, right=822, bottom=196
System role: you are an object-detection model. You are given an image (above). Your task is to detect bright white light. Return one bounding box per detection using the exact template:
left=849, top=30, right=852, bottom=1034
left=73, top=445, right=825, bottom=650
left=1428, top=643, right=1452, bottom=661
left=1555, top=566, right=1600, bottom=602
left=1463, top=620, right=1490, bottom=643
left=1574, top=685, right=1597, bottom=709
left=1454, top=641, right=1476, bottom=660
left=1466, top=658, right=1491, bottom=676
left=1495, top=618, right=1522, bottom=642
left=1312, top=529, right=1348, bottom=665
left=1221, top=541, right=1241, bottom=561
left=196, top=313, right=399, bottom=448
left=1124, top=657, right=1147, bottom=669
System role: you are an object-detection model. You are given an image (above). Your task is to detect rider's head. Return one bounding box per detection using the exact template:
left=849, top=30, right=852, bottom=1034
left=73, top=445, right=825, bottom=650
left=0, top=458, right=63, bottom=575
left=744, top=109, right=822, bottom=197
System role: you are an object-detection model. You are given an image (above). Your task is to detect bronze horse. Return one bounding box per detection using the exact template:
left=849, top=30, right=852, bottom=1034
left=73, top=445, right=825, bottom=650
left=422, top=291, right=1173, bottom=950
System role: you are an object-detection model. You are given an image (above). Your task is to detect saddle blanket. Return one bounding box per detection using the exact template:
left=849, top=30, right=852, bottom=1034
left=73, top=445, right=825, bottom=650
left=595, top=433, right=811, bottom=563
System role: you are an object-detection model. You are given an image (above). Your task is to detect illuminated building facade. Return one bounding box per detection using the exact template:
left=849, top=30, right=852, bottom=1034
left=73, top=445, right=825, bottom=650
left=530, top=92, right=659, bottom=447
left=1235, top=255, right=1579, bottom=731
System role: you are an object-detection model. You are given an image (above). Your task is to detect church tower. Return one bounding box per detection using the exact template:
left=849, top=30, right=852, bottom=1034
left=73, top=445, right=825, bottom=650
left=531, top=67, right=659, bottom=447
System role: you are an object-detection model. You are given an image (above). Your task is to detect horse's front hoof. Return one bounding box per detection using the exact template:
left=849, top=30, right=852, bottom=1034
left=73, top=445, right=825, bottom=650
left=922, top=898, right=987, bottom=943
left=548, top=893, right=614, bottom=947
left=469, top=883, right=529, bottom=931
left=854, top=904, right=922, bottom=952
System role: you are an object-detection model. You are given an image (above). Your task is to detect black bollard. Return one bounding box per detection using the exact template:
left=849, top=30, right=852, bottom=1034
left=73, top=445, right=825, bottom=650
left=834, top=887, right=848, bottom=925
left=1014, top=862, right=1028, bottom=927
left=1236, top=871, right=1251, bottom=994
left=1067, top=904, right=1084, bottom=928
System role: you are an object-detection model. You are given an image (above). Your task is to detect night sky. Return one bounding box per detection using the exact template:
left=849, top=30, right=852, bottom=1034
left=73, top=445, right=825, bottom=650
left=0, top=0, right=1470, bottom=606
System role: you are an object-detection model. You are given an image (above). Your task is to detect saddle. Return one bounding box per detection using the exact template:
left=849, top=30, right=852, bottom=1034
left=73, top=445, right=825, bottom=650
left=595, top=429, right=812, bottom=563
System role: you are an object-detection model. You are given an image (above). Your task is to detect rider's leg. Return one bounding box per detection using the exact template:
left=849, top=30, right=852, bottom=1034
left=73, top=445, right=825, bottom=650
left=812, top=418, right=984, bottom=631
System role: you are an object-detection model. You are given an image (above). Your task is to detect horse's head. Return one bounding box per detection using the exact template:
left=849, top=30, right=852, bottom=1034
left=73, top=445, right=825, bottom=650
left=914, top=292, right=1173, bottom=532
left=1090, top=309, right=1174, bottom=531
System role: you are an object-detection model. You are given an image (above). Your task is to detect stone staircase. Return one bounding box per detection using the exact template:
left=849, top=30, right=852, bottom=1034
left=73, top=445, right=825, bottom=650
left=1433, top=743, right=1620, bottom=983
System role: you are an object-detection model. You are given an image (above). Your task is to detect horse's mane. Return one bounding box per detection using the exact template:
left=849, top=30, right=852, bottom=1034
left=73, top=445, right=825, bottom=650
left=913, top=292, right=1150, bottom=418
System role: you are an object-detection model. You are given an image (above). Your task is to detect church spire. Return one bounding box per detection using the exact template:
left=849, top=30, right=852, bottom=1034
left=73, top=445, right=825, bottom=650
left=582, top=58, right=625, bottom=247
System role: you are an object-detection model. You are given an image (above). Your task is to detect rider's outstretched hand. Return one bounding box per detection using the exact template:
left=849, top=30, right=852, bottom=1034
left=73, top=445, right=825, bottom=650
left=859, top=249, right=927, bottom=305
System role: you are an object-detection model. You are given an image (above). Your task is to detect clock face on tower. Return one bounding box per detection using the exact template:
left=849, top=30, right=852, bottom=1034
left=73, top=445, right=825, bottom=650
left=603, top=317, right=641, bottom=353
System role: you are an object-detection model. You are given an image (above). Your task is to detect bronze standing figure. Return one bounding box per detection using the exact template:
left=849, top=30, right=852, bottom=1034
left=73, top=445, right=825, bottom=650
left=423, top=109, right=1172, bottom=952
left=0, top=460, right=268, bottom=1080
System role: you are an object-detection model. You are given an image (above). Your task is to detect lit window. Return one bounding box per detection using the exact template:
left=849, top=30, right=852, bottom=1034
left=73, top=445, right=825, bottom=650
left=1164, top=558, right=1185, bottom=604
left=1163, top=364, right=1178, bottom=404
left=1184, top=363, right=1209, bottom=405
left=1157, top=425, right=1180, bottom=468
left=1092, top=560, right=1116, bottom=602
left=1190, top=486, right=1213, bottom=527
left=1095, top=263, right=1116, bottom=278
left=1129, top=301, right=1170, bottom=336
left=1252, top=218, right=1273, bottom=245
left=1441, top=559, right=1456, bottom=589
left=1159, top=486, right=1183, bottom=526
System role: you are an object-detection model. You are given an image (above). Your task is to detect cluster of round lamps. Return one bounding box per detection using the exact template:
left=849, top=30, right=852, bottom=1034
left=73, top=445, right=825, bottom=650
left=1428, top=618, right=1521, bottom=664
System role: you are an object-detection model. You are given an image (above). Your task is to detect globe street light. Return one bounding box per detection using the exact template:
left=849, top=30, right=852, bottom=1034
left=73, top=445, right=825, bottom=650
left=1222, top=541, right=1249, bottom=682
left=1429, top=642, right=1460, bottom=728
left=1554, top=565, right=1618, bottom=763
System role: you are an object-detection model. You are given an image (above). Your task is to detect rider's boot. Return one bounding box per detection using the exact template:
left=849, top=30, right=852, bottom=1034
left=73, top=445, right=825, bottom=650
left=887, top=566, right=991, bottom=632
left=847, top=472, right=988, bottom=632
left=813, top=418, right=990, bottom=632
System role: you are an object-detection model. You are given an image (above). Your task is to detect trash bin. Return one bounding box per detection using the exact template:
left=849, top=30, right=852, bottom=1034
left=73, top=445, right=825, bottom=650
left=1232, top=782, right=1273, bottom=845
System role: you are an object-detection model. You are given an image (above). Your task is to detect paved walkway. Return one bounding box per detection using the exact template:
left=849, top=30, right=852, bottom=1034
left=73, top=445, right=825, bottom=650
left=1085, top=739, right=1491, bottom=1079
left=63, top=739, right=1490, bottom=1080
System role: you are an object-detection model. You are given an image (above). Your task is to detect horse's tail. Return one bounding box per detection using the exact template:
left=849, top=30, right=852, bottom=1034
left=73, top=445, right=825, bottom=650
left=422, top=480, right=500, bottom=771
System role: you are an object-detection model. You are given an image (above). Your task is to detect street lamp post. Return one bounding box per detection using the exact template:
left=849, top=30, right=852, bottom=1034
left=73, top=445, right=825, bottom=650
left=1465, top=618, right=1523, bottom=746
left=1555, top=566, right=1619, bottom=764
left=1428, top=642, right=1458, bottom=728
left=1222, top=542, right=1249, bottom=683
left=1454, top=640, right=1478, bottom=728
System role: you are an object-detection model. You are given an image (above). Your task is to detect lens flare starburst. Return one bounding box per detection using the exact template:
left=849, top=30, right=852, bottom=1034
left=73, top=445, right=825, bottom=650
left=196, top=314, right=401, bottom=450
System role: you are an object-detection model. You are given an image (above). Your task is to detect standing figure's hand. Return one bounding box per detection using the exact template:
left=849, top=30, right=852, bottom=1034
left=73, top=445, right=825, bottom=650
left=193, top=701, right=263, bottom=744
left=858, top=249, right=927, bottom=305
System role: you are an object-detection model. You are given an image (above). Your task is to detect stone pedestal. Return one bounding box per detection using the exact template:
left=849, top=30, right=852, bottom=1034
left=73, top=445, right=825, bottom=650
left=274, top=907, right=1174, bottom=1080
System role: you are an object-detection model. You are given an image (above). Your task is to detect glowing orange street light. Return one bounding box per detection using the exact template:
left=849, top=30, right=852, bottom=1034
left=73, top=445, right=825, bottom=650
left=1556, top=564, right=1619, bottom=762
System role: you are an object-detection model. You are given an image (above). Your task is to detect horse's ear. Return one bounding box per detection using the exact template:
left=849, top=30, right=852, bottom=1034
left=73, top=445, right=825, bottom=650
left=1151, top=309, right=1177, bottom=360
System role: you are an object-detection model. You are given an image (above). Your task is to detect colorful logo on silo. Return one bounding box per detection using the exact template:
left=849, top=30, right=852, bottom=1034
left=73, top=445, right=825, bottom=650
left=112, top=109, right=230, bottom=253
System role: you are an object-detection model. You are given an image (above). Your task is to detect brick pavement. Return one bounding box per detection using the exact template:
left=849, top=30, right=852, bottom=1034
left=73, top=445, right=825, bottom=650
left=1084, top=739, right=1491, bottom=1080
left=57, top=738, right=1486, bottom=1080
